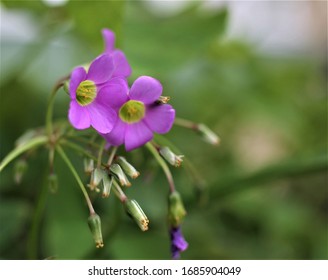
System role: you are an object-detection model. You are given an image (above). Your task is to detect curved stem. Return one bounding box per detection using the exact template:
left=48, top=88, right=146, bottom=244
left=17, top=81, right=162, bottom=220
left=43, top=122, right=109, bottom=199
left=97, top=140, right=106, bottom=168
left=174, top=117, right=198, bottom=130
left=107, top=146, right=118, bottom=166
left=27, top=175, right=48, bottom=259
left=56, top=145, right=95, bottom=215
left=0, top=136, right=48, bottom=172
left=46, top=75, right=69, bottom=139
left=146, top=142, right=175, bottom=193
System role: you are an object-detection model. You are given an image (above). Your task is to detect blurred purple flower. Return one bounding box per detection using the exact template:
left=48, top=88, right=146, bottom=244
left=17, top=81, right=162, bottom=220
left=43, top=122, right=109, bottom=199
left=103, top=76, right=175, bottom=151
left=68, top=54, right=128, bottom=134
left=170, top=226, right=188, bottom=259
left=102, top=28, right=132, bottom=78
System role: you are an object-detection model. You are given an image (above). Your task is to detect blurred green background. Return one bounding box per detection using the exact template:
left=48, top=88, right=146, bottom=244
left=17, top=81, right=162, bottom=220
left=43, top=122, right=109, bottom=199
left=0, top=0, right=327, bottom=260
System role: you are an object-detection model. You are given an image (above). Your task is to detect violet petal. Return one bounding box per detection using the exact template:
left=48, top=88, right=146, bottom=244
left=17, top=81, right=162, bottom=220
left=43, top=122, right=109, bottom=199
left=69, top=67, right=87, bottom=99
left=102, top=28, right=115, bottom=53
left=144, top=104, right=175, bottom=134
left=129, top=76, right=163, bottom=105
left=102, top=119, right=126, bottom=146
left=87, top=101, right=117, bottom=134
left=112, top=50, right=132, bottom=78
left=68, top=100, right=90, bottom=130
left=87, top=54, right=114, bottom=84
left=124, top=121, right=153, bottom=151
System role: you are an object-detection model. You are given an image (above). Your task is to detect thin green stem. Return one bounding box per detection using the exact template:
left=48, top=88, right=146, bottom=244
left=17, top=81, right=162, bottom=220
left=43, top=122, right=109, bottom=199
left=0, top=136, right=48, bottom=172
left=60, top=139, right=99, bottom=165
left=113, top=179, right=127, bottom=202
left=146, top=142, right=175, bottom=193
left=107, top=146, right=118, bottom=166
left=27, top=175, right=48, bottom=259
left=97, top=140, right=106, bottom=168
left=56, top=145, right=95, bottom=215
left=46, top=75, right=69, bottom=139
left=174, top=117, right=198, bottom=130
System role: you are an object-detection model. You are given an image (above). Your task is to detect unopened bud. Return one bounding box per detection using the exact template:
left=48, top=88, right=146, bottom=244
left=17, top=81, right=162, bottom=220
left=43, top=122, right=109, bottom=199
left=102, top=175, right=113, bottom=198
left=48, top=173, right=58, bottom=193
left=15, top=130, right=38, bottom=147
left=87, top=213, right=104, bottom=248
left=14, top=159, right=28, bottom=184
left=124, top=199, right=149, bottom=231
left=84, top=158, right=94, bottom=175
left=63, top=80, right=69, bottom=95
left=159, top=147, right=184, bottom=167
left=116, top=156, right=140, bottom=179
left=87, top=167, right=104, bottom=192
left=109, top=163, right=131, bottom=187
left=197, top=124, right=220, bottom=145
left=156, top=96, right=171, bottom=104
left=168, top=191, right=187, bottom=227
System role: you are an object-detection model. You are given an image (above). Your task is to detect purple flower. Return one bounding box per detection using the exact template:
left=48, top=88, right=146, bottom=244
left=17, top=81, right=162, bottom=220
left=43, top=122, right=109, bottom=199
left=102, top=76, right=175, bottom=151
left=170, top=226, right=188, bottom=259
left=102, top=28, right=132, bottom=78
left=68, top=54, right=128, bottom=134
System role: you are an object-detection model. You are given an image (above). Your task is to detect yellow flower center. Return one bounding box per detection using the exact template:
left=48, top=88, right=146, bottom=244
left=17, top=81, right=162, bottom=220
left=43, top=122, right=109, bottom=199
left=119, top=100, right=145, bottom=123
left=76, top=80, right=97, bottom=106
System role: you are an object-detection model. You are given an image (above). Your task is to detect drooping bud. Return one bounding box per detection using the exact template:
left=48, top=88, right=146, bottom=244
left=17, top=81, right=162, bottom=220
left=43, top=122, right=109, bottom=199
left=197, top=124, right=220, bottom=145
left=87, top=167, right=104, bottom=192
left=124, top=199, right=149, bottom=231
left=168, top=191, right=187, bottom=227
left=116, top=156, right=140, bottom=179
left=159, top=147, right=184, bottom=167
left=84, top=158, right=94, bottom=175
left=63, top=80, right=70, bottom=95
left=156, top=96, right=171, bottom=104
left=48, top=173, right=58, bottom=193
left=87, top=213, right=104, bottom=248
left=15, top=130, right=38, bottom=147
left=109, top=163, right=131, bottom=187
left=13, top=159, right=28, bottom=184
left=102, top=175, right=113, bottom=198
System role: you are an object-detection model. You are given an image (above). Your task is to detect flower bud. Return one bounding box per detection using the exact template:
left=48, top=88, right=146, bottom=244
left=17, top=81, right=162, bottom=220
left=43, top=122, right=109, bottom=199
left=197, top=124, right=220, bottom=145
left=87, top=167, right=103, bottom=192
left=87, top=213, right=104, bottom=248
left=14, top=159, right=28, bottom=184
left=124, top=199, right=149, bottom=231
left=15, top=130, right=38, bottom=147
left=102, top=175, right=113, bottom=198
left=109, top=163, right=131, bottom=187
left=48, top=173, right=58, bottom=193
left=116, top=156, right=140, bottom=179
left=168, top=191, right=187, bottom=227
left=63, top=80, right=70, bottom=95
left=159, top=147, right=184, bottom=167
left=84, top=158, right=94, bottom=175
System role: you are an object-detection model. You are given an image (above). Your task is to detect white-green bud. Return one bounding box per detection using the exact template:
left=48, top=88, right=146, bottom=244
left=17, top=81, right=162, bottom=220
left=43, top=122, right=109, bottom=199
left=84, top=158, right=94, bottom=175
left=159, top=147, right=184, bottom=167
left=102, top=175, right=113, bottom=198
left=87, top=167, right=104, bottom=192
left=14, top=159, right=28, bottom=184
left=116, top=156, right=140, bottom=179
left=124, top=199, right=149, bottom=231
left=88, top=213, right=104, bottom=248
left=168, top=191, right=187, bottom=227
left=48, top=173, right=58, bottom=193
left=197, top=124, right=220, bottom=145
left=109, top=163, right=131, bottom=187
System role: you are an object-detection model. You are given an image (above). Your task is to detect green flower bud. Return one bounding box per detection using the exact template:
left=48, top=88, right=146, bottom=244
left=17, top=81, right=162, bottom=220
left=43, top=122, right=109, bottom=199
left=124, top=199, right=149, bottom=231
left=48, top=173, right=58, bottom=193
left=14, top=159, right=28, bottom=184
left=197, top=124, right=220, bottom=145
left=102, top=175, right=113, bottom=198
left=116, top=156, right=140, bottom=179
left=84, top=158, right=94, bottom=175
left=88, top=213, right=104, bottom=248
left=87, top=167, right=104, bottom=192
left=109, top=163, right=131, bottom=187
left=63, top=80, right=69, bottom=95
left=159, top=147, right=184, bottom=167
left=15, top=130, right=39, bottom=147
left=168, top=191, right=187, bottom=227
